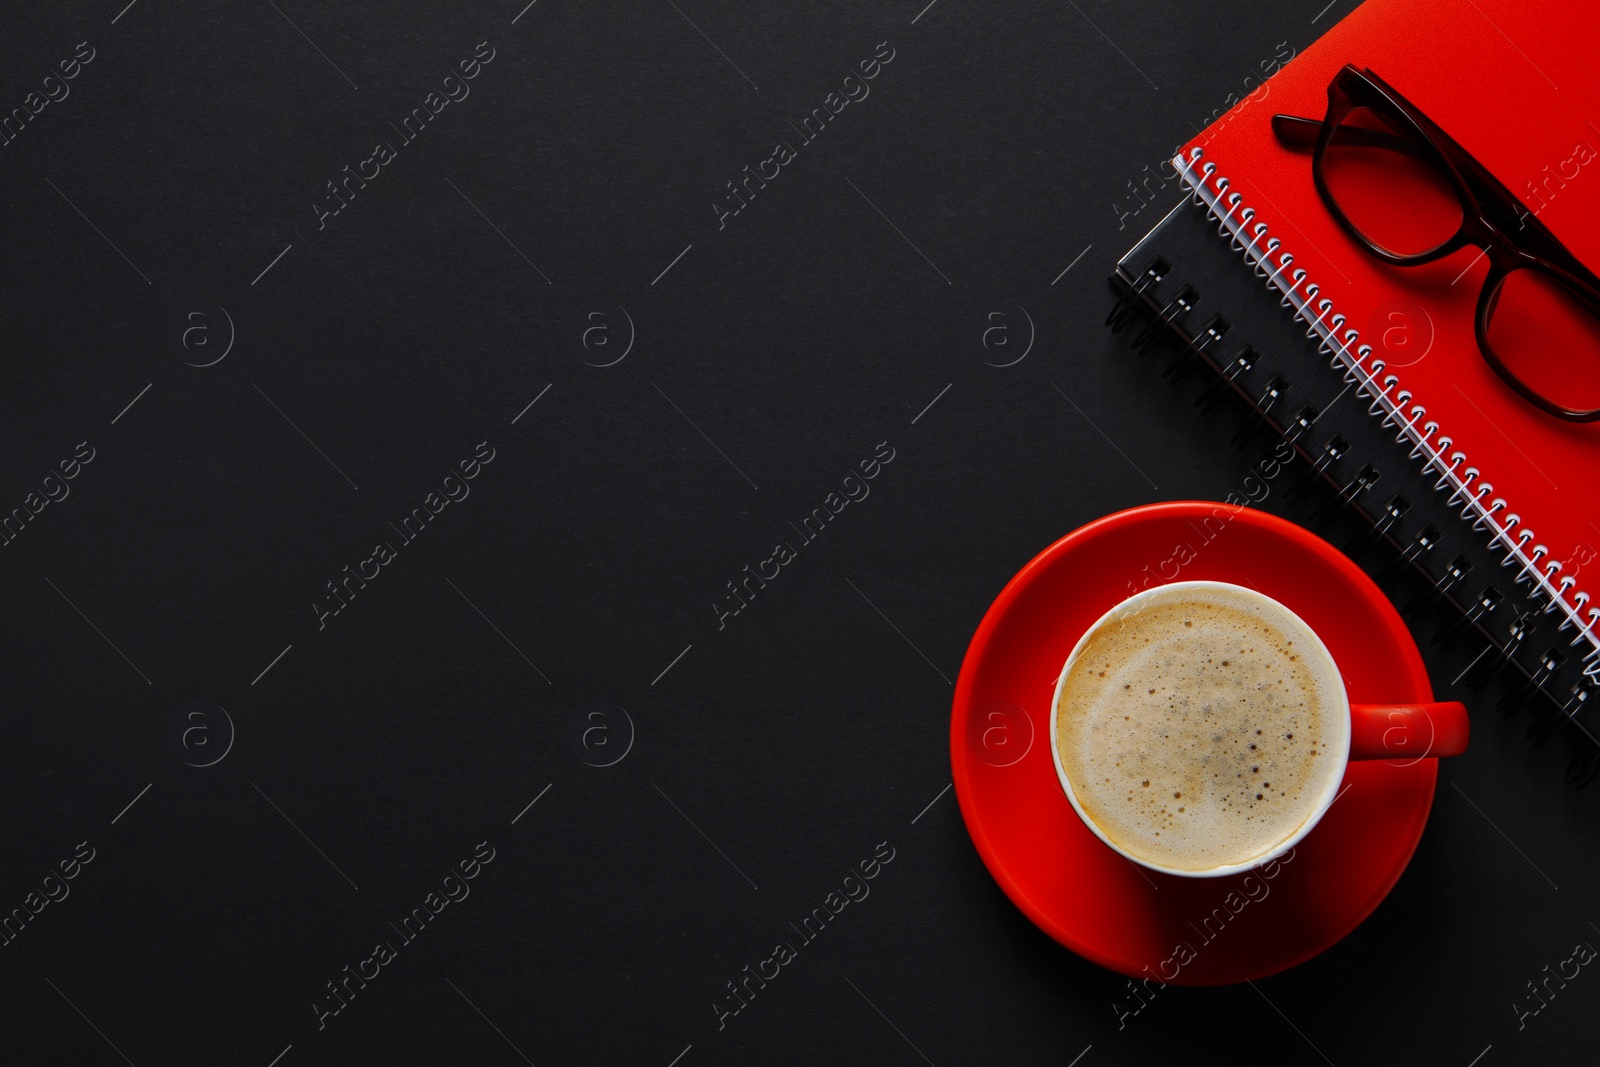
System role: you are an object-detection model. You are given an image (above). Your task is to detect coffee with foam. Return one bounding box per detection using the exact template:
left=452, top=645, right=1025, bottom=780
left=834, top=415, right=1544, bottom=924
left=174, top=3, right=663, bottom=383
left=1054, top=585, right=1345, bottom=872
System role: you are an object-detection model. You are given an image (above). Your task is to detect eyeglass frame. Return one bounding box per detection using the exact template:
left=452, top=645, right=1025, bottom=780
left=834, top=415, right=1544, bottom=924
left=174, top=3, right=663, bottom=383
left=1272, top=64, right=1600, bottom=422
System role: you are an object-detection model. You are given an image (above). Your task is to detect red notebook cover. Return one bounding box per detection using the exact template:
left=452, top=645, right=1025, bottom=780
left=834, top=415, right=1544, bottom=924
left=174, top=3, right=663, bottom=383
left=1177, top=0, right=1600, bottom=660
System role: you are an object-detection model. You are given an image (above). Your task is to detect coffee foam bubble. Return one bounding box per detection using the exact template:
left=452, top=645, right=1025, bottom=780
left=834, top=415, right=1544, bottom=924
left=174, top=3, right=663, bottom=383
left=1055, top=586, right=1344, bottom=872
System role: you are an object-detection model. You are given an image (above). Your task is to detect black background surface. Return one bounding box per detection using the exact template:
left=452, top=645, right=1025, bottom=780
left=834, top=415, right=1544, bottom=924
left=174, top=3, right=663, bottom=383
left=0, top=1, right=1592, bottom=1064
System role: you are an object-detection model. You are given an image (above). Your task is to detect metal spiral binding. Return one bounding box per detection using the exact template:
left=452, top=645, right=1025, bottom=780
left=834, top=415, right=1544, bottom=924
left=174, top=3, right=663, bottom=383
left=1195, top=346, right=1258, bottom=413
left=1106, top=257, right=1167, bottom=330
left=1164, top=313, right=1229, bottom=381
left=1134, top=284, right=1198, bottom=353
left=1374, top=522, right=1439, bottom=586
left=1311, top=461, right=1380, bottom=525
left=1461, top=610, right=1531, bottom=689
left=1286, top=434, right=1347, bottom=500
left=1403, top=554, right=1471, bottom=617
left=1499, top=649, right=1565, bottom=715
left=1176, top=148, right=1600, bottom=666
left=1348, top=494, right=1410, bottom=558
left=1434, top=586, right=1502, bottom=646
left=1283, top=404, right=1318, bottom=446
left=1231, top=375, right=1287, bottom=446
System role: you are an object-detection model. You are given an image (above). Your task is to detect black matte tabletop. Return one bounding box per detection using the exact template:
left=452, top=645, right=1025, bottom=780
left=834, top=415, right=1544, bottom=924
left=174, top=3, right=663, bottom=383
left=0, top=1, right=1591, bottom=1064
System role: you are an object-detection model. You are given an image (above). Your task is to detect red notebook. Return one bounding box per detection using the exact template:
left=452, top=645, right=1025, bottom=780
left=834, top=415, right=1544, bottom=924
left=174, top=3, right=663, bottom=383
left=1177, top=0, right=1600, bottom=667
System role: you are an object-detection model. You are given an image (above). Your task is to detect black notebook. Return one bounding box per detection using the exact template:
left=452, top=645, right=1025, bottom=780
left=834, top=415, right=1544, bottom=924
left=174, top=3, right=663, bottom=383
left=1109, top=197, right=1600, bottom=784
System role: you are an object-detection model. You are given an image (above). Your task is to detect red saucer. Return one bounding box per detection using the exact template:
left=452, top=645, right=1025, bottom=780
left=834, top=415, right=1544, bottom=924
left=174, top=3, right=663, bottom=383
left=951, top=502, right=1438, bottom=985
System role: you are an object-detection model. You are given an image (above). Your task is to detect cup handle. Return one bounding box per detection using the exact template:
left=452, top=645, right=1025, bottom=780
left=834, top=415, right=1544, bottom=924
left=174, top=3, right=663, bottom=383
left=1348, top=702, right=1470, bottom=761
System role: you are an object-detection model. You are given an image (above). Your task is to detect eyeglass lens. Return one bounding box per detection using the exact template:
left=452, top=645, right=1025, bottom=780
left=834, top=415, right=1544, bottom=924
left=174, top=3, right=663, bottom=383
left=1321, top=105, right=1463, bottom=257
left=1485, top=266, right=1600, bottom=414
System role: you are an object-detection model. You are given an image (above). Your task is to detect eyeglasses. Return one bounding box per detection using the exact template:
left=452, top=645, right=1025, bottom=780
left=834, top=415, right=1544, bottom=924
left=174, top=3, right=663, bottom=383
left=1273, top=65, right=1600, bottom=422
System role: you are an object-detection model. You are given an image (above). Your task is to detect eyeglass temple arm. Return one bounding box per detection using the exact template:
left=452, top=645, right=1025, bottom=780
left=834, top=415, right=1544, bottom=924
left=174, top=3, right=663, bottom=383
left=1272, top=113, right=1328, bottom=148
left=1273, top=112, right=1509, bottom=210
left=1271, top=113, right=1425, bottom=157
